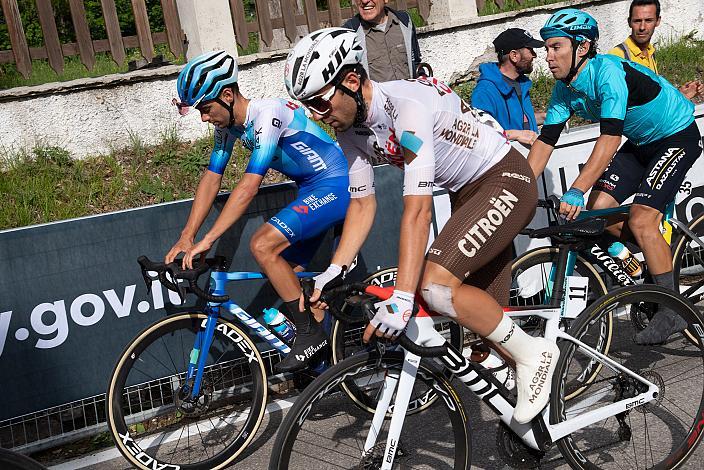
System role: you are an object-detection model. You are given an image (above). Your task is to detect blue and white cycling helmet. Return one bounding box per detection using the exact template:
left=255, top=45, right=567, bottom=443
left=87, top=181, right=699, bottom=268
left=540, top=8, right=599, bottom=43
left=176, top=50, right=238, bottom=121
left=541, top=9, right=599, bottom=82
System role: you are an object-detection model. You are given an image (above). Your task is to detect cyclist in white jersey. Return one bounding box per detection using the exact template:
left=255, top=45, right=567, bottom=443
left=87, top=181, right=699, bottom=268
left=285, top=28, right=559, bottom=424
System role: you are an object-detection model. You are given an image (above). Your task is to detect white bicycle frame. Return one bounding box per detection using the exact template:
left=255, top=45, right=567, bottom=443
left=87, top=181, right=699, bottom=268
left=363, top=307, right=660, bottom=469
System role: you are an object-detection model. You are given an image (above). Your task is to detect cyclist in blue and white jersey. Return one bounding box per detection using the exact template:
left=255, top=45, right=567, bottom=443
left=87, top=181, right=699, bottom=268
left=167, top=51, right=350, bottom=372
left=527, top=9, right=703, bottom=344
left=285, top=28, right=560, bottom=424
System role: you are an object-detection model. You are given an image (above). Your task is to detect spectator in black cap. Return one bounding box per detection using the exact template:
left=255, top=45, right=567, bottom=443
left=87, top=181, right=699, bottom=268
left=471, top=28, right=544, bottom=146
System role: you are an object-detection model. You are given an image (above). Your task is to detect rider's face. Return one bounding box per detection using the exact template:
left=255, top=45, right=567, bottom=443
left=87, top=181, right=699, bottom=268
left=198, top=89, right=234, bottom=127
left=198, top=102, right=230, bottom=127
left=306, top=73, right=361, bottom=132
left=545, top=37, right=574, bottom=81
left=629, top=5, right=660, bottom=48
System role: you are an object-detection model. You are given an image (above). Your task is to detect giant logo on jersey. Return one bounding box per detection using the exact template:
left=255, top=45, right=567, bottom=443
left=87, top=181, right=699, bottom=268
left=291, top=141, right=328, bottom=171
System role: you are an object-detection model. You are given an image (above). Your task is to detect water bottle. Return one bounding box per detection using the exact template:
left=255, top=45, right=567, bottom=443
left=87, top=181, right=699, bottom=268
left=608, top=242, right=643, bottom=277
left=263, top=308, right=296, bottom=344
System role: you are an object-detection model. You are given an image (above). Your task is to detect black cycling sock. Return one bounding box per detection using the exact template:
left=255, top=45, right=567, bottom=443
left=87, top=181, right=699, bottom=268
left=652, top=271, right=675, bottom=291
left=275, top=300, right=328, bottom=373
left=635, top=271, right=687, bottom=344
left=283, top=300, right=314, bottom=334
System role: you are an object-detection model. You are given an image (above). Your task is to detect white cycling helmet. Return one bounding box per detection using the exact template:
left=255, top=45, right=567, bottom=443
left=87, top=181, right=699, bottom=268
left=285, top=27, right=363, bottom=101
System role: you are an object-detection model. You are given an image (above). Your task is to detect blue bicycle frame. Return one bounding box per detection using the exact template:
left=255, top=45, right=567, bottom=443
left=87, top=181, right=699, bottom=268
left=184, top=270, right=318, bottom=400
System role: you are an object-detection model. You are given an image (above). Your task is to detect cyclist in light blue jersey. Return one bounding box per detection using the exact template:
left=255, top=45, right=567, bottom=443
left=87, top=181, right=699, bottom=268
left=528, top=9, right=703, bottom=345
left=167, top=51, right=350, bottom=372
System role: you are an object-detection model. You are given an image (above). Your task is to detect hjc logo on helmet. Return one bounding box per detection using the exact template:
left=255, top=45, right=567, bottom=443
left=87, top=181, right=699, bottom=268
left=322, top=43, right=352, bottom=83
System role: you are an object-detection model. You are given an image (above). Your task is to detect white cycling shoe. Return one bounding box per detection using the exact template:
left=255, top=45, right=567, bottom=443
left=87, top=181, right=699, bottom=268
left=513, top=338, right=560, bottom=424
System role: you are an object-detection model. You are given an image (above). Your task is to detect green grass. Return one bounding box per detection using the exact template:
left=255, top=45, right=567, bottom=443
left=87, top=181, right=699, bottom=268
left=0, top=127, right=286, bottom=230
left=0, top=45, right=184, bottom=90
left=654, top=32, right=704, bottom=88
left=478, top=0, right=565, bottom=16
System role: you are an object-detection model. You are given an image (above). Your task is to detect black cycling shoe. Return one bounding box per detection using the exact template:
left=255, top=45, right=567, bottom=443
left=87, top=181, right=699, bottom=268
left=634, top=309, right=687, bottom=345
left=274, top=324, right=330, bottom=373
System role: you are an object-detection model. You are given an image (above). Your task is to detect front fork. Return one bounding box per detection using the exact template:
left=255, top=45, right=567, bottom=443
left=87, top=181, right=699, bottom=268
left=363, top=350, right=420, bottom=470
left=185, top=308, right=219, bottom=399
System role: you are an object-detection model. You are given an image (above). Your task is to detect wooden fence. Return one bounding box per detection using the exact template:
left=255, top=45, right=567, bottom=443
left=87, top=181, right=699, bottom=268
left=0, top=0, right=185, bottom=79
left=230, top=0, right=432, bottom=49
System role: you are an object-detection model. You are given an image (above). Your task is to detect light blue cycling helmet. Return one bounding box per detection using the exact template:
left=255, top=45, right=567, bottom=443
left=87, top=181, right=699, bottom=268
left=540, top=8, right=599, bottom=43
left=176, top=50, right=238, bottom=107
left=541, top=9, right=599, bottom=82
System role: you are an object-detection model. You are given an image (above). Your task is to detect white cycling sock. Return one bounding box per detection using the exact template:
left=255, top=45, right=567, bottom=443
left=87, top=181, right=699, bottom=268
left=485, top=315, right=534, bottom=363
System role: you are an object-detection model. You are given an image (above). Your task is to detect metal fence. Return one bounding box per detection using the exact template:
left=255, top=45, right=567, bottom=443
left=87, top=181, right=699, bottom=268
left=0, top=348, right=286, bottom=453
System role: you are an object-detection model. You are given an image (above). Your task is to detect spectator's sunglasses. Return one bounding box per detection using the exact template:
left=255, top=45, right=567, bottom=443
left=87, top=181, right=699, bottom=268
left=301, top=86, right=337, bottom=116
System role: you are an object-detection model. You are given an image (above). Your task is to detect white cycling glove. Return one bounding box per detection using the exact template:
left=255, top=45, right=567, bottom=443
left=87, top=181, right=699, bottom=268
left=370, top=290, right=415, bottom=337
left=313, top=264, right=344, bottom=293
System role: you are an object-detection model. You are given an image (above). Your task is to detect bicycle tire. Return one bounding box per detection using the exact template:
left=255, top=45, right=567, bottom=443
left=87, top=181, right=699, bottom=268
left=672, top=211, right=704, bottom=301
left=0, top=448, right=47, bottom=470
left=550, top=285, right=704, bottom=469
left=330, top=266, right=465, bottom=414
left=268, top=350, right=471, bottom=469
left=510, top=246, right=611, bottom=399
left=107, top=312, right=267, bottom=470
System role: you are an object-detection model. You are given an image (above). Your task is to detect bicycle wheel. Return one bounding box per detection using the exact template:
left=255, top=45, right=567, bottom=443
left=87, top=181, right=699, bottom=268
left=330, top=266, right=464, bottom=414
left=269, top=350, right=471, bottom=469
left=672, top=212, right=704, bottom=301
left=551, top=285, right=704, bottom=469
left=511, top=246, right=611, bottom=399
left=510, top=246, right=608, bottom=310
left=0, top=448, right=47, bottom=470
left=107, top=312, right=267, bottom=470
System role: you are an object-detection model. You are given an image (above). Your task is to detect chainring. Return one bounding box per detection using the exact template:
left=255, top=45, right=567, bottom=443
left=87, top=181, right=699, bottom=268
left=496, top=422, right=544, bottom=469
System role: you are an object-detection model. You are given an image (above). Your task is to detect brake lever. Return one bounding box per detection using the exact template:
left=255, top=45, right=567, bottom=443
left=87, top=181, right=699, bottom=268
left=164, top=264, right=187, bottom=304
left=139, top=264, right=153, bottom=295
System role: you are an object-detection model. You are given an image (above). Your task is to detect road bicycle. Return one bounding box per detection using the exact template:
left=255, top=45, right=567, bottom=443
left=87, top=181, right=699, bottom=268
left=511, top=197, right=704, bottom=340
left=270, top=217, right=704, bottom=469
left=106, top=256, right=462, bottom=469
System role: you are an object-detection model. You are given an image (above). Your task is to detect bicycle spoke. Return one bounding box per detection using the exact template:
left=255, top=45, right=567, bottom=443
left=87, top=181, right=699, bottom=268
left=108, top=315, right=266, bottom=469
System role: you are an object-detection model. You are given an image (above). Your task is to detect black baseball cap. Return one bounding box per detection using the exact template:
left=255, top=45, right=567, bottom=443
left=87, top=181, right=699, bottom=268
left=493, top=28, right=544, bottom=56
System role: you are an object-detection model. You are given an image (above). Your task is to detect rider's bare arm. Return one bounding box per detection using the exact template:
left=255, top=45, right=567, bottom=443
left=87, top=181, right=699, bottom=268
left=526, top=139, right=555, bottom=178
left=166, top=170, right=223, bottom=263
left=395, top=194, right=433, bottom=293
left=199, top=172, right=264, bottom=245
left=571, top=134, right=622, bottom=192
left=330, top=194, right=377, bottom=268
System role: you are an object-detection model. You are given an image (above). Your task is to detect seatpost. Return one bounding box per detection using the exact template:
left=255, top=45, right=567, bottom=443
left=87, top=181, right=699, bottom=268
left=547, top=243, right=572, bottom=308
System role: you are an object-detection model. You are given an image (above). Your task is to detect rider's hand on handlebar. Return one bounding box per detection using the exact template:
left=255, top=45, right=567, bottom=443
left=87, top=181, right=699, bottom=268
left=363, top=290, right=415, bottom=343
left=165, top=237, right=194, bottom=264
left=560, top=187, right=585, bottom=221
left=300, top=264, right=344, bottom=311
left=182, top=239, right=212, bottom=270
